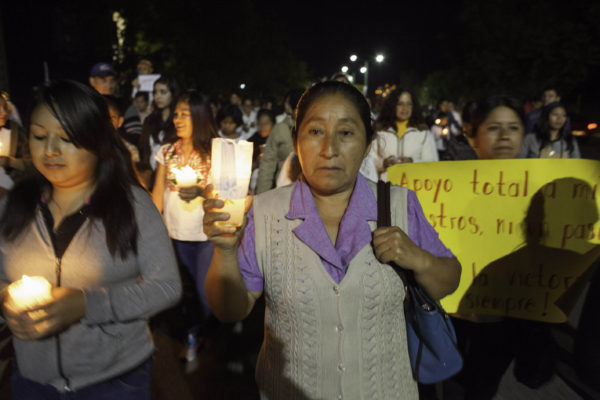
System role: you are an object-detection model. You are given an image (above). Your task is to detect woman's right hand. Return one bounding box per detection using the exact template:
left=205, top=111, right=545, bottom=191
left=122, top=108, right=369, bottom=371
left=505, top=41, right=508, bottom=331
left=202, top=184, right=252, bottom=251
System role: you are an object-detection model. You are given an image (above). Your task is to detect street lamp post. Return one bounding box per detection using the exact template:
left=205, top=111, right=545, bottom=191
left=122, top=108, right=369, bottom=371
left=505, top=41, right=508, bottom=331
left=350, top=53, right=384, bottom=96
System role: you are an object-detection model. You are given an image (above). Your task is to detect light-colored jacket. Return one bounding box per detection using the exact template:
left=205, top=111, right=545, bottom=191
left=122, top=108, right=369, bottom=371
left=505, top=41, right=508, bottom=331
left=0, top=186, right=181, bottom=392
left=363, top=127, right=438, bottom=181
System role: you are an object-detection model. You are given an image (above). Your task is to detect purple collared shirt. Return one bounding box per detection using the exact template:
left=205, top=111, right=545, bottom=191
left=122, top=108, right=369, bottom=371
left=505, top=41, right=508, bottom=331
left=239, top=174, right=454, bottom=292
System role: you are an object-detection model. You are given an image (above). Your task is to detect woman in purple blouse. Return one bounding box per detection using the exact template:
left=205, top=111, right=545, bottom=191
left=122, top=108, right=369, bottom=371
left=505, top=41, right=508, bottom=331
left=203, top=81, right=461, bottom=399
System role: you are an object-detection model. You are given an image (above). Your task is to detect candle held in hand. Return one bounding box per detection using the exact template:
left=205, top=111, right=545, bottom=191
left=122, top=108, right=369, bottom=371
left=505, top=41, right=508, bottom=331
left=173, top=166, right=197, bottom=187
left=0, top=127, right=10, bottom=157
left=7, top=275, right=52, bottom=314
left=210, top=138, right=253, bottom=227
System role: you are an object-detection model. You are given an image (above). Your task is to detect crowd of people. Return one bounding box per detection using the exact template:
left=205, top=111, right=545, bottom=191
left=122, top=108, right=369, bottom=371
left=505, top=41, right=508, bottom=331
left=0, top=58, right=594, bottom=400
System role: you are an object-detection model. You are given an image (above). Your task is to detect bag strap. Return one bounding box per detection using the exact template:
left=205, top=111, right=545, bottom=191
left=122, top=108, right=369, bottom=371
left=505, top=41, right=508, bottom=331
left=376, top=180, right=439, bottom=311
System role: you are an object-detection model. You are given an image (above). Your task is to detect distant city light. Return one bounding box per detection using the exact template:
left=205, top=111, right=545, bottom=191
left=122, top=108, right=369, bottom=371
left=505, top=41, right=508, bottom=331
left=350, top=54, right=358, bottom=62
left=341, top=65, right=349, bottom=73
left=360, top=66, right=367, bottom=74
left=240, top=83, right=246, bottom=89
left=375, top=54, right=385, bottom=63
left=588, top=122, right=598, bottom=130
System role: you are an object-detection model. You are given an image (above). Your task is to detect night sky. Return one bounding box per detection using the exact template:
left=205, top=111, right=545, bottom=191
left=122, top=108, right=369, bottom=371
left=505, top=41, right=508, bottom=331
left=1, top=0, right=462, bottom=110
left=255, top=0, right=458, bottom=84
left=2, top=0, right=598, bottom=118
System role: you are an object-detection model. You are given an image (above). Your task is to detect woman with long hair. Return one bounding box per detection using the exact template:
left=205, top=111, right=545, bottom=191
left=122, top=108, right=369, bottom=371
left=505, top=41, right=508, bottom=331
left=0, top=80, right=181, bottom=398
left=151, top=90, right=216, bottom=353
left=138, top=75, right=181, bottom=187
left=365, top=88, right=438, bottom=181
left=519, top=102, right=580, bottom=158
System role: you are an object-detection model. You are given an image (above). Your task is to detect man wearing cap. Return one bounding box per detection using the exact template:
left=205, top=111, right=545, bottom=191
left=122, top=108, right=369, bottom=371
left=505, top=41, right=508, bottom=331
left=89, top=62, right=117, bottom=96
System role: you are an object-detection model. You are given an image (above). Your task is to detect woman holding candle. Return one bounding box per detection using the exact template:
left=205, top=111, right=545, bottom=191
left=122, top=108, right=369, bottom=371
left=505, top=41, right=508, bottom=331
left=151, top=90, right=216, bottom=353
left=203, top=81, right=461, bottom=398
left=363, top=88, right=438, bottom=182
left=0, top=80, right=181, bottom=399
left=518, top=102, right=580, bottom=159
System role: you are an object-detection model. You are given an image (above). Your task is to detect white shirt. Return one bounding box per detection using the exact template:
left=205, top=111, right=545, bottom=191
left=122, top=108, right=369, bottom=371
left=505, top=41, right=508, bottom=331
left=155, top=144, right=208, bottom=241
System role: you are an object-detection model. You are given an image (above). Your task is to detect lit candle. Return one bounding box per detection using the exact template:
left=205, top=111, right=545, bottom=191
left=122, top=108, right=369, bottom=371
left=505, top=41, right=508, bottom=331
left=172, top=166, right=197, bottom=187
left=7, top=275, right=52, bottom=314
left=210, top=138, right=253, bottom=227
left=0, top=127, right=10, bottom=157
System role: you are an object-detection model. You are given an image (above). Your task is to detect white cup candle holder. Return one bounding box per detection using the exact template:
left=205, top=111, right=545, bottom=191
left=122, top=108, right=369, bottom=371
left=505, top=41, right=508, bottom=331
left=210, top=138, right=253, bottom=227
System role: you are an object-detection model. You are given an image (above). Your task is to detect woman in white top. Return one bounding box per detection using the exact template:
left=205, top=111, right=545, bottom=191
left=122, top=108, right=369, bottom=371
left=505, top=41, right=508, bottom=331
left=152, top=90, right=216, bottom=344
left=364, top=89, right=438, bottom=181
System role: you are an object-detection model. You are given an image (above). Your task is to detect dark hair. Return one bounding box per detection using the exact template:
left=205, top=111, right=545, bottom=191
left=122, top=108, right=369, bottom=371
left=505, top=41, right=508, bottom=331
left=286, top=88, right=306, bottom=112
left=257, top=109, right=275, bottom=125
left=467, top=96, right=525, bottom=138
left=1, top=80, right=139, bottom=258
left=330, top=73, right=350, bottom=83
left=103, top=94, right=123, bottom=116
left=153, top=75, right=181, bottom=110
left=260, top=96, right=274, bottom=108
left=541, top=87, right=560, bottom=98
left=134, top=91, right=149, bottom=102
left=375, top=88, right=424, bottom=132
left=437, top=98, right=450, bottom=108
left=532, top=102, right=574, bottom=153
left=165, top=90, right=216, bottom=157
left=291, top=81, right=374, bottom=144
left=461, top=101, right=478, bottom=125
left=217, top=104, right=243, bottom=127
left=139, top=76, right=180, bottom=168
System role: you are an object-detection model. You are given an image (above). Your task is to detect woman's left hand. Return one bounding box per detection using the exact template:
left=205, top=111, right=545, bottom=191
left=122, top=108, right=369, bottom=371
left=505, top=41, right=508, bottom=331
left=372, top=226, right=431, bottom=274
left=7, top=287, right=86, bottom=341
left=178, top=185, right=204, bottom=202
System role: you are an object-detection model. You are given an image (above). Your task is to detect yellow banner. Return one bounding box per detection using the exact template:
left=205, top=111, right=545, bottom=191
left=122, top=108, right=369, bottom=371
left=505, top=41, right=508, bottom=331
left=388, top=159, right=600, bottom=323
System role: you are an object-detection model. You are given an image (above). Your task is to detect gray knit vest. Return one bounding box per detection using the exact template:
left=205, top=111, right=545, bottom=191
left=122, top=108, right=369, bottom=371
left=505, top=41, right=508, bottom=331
left=253, top=182, right=418, bottom=400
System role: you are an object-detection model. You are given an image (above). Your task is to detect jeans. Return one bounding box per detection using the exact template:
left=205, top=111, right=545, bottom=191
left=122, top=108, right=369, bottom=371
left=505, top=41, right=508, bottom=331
left=172, top=239, right=214, bottom=318
left=11, top=358, right=152, bottom=400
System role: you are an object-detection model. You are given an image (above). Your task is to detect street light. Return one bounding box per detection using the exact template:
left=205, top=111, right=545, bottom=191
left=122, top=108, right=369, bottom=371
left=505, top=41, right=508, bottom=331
left=350, top=54, right=358, bottom=62
left=341, top=65, right=349, bottom=73
left=357, top=53, right=385, bottom=96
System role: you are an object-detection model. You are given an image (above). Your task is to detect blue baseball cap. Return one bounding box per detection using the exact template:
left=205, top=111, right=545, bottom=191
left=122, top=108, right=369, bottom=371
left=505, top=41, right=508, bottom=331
left=90, top=62, right=116, bottom=77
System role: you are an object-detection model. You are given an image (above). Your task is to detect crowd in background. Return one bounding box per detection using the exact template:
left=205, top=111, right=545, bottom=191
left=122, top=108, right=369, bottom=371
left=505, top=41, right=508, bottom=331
left=0, top=58, right=595, bottom=400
